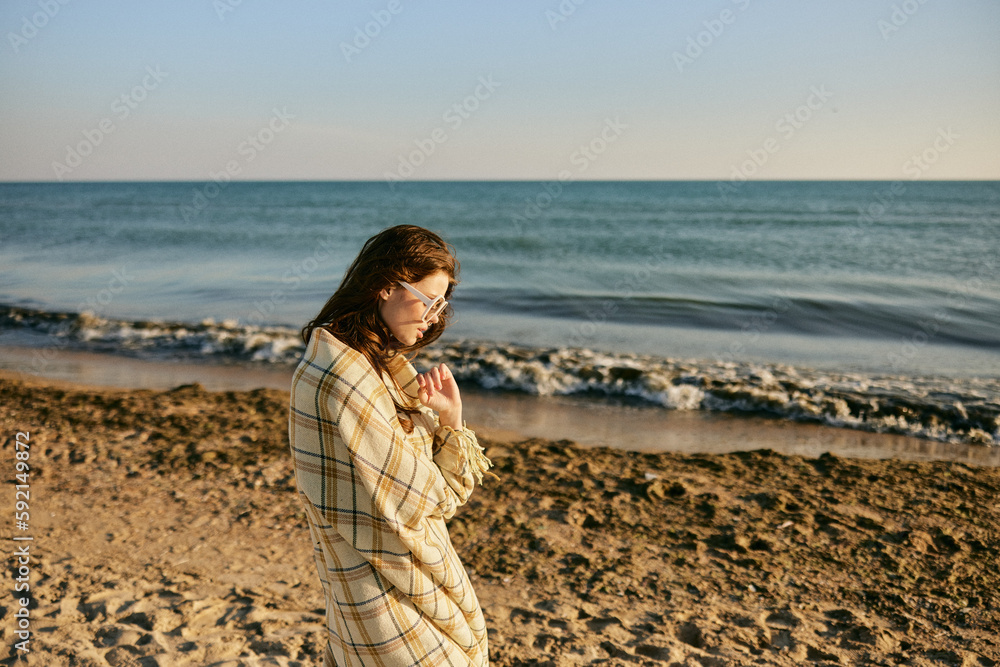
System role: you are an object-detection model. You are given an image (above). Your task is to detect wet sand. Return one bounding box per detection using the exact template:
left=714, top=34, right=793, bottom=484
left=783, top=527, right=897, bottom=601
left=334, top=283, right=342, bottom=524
left=3, top=345, right=997, bottom=467
left=1, top=372, right=999, bottom=665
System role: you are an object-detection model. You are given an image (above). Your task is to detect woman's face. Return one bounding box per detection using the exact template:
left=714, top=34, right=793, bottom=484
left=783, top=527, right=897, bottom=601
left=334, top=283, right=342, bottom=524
left=378, top=270, right=450, bottom=347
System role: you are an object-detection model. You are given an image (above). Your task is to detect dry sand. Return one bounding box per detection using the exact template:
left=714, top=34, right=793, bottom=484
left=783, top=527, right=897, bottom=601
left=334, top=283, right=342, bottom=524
left=1, top=374, right=998, bottom=666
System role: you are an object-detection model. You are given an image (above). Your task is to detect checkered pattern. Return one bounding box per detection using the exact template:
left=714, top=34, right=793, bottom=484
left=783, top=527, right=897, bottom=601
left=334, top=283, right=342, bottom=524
left=289, top=328, right=490, bottom=666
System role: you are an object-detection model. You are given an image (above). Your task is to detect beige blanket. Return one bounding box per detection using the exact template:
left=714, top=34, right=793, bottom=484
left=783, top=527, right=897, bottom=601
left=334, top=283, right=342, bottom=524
left=289, top=328, right=492, bottom=666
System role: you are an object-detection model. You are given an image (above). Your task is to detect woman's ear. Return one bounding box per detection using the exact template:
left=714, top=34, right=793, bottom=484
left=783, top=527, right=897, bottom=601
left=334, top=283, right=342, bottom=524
left=379, top=286, right=392, bottom=300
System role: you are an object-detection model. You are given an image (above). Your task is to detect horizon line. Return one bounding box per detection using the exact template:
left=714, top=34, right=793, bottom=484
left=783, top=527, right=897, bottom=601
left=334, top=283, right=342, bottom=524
left=2, top=178, right=999, bottom=185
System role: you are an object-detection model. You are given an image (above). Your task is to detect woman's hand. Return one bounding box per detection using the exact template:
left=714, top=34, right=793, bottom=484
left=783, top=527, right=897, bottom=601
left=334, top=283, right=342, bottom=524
left=417, top=363, right=463, bottom=429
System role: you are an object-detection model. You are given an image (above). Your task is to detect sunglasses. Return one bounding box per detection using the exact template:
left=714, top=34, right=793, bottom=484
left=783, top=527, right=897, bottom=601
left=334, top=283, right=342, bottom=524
left=398, top=281, right=448, bottom=322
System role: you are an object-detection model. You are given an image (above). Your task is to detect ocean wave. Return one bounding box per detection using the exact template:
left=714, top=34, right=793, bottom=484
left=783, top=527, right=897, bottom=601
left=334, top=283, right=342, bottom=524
left=452, top=288, right=1000, bottom=347
left=0, top=305, right=303, bottom=365
left=2, top=304, right=997, bottom=447
left=420, top=341, right=999, bottom=447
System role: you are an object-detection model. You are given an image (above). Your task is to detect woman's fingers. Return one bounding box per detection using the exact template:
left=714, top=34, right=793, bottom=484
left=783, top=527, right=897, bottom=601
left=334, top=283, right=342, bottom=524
left=435, top=364, right=454, bottom=385
left=417, top=365, right=457, bottom=406
left=417, top=373, right=431, bottom=399
left=418, top=368, right=440, bottom=396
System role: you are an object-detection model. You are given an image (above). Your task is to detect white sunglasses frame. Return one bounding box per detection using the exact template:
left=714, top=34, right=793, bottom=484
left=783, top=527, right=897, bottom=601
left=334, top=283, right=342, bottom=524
left=398, top=281, right=448, bottom=322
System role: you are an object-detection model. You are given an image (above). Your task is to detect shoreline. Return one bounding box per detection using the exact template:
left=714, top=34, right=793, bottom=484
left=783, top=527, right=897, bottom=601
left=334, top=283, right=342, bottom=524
left=0, top=373, right=998, bottom=664
left=3, top=302, right=999, bottom=451
left=2, top=343, right=999, bottom=467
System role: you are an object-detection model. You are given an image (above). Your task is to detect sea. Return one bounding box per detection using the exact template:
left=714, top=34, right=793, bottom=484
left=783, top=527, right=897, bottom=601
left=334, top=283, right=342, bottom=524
left=1, top=180, right=998, bottom=448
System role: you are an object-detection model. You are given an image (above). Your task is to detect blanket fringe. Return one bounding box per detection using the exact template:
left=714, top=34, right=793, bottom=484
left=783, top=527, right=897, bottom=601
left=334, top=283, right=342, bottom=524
left=462, top=429, right=498, bottom=484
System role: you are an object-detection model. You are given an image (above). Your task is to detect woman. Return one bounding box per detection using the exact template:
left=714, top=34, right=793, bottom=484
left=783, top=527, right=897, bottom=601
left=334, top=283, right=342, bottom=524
left=289, top=225, right=494, bottom=667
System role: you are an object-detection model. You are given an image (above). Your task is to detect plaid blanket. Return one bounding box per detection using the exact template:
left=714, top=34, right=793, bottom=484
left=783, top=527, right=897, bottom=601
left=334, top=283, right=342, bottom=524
left=289, top=328, right=491, bottom=666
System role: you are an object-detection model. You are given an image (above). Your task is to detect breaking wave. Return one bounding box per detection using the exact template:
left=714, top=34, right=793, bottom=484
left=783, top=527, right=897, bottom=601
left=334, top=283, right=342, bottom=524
left=2, top=305, right=997, bottom=447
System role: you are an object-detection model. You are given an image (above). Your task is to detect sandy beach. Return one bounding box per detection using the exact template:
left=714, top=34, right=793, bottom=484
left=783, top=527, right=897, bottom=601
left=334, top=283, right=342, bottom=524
left=1, top=372, right=998, bottom=666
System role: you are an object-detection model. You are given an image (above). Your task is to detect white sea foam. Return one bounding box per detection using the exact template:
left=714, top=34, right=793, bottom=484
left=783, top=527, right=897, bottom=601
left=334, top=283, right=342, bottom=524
left=2, top=305, right=997, bottom=446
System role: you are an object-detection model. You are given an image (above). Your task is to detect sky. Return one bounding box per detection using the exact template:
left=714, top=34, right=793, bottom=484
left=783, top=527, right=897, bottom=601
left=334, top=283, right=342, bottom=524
left=1, top=0, right=998, bottom=182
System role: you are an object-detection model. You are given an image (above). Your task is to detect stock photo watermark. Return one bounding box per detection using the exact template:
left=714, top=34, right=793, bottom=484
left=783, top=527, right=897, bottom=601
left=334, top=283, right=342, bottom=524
left=341, top=0, right=403, bottom=63
left=384, top=75, right=502, bottom=189
left=565, top=246, right=668, bottom=348
left=901, top=126, right=958, bottom=179
left=545, top=0, right=586, bottom=30
left=672, top=0, right=753, bottom=73
left=845, top=127, right=958, bottom=241
left=245, top=231, right=339, bottom=327
left=11, top=430, right=33, bottom=654
left=886, top=257, right=996, bottom=370
left=725, top=291, right=796, bottom=358
left=81, top=268, right=135, bottom=312
left=26, top=265, right=135, bottom=378
left=717, top=85, right=833, bottom=201
left=179, top=107, right=294, bottom=222
left=51, top=65, right=169, bottom=181
left=214, top=0, right=248, bottom=21
left=510, top=116, right=628, bottom=235
left=878, top=0, right=932, bottom=40
left=7, top=0, right=70, bottom=53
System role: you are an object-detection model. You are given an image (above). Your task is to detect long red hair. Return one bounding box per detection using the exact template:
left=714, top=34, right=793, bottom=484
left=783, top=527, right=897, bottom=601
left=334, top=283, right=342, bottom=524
left=301, top=225, right=459, bottom=427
